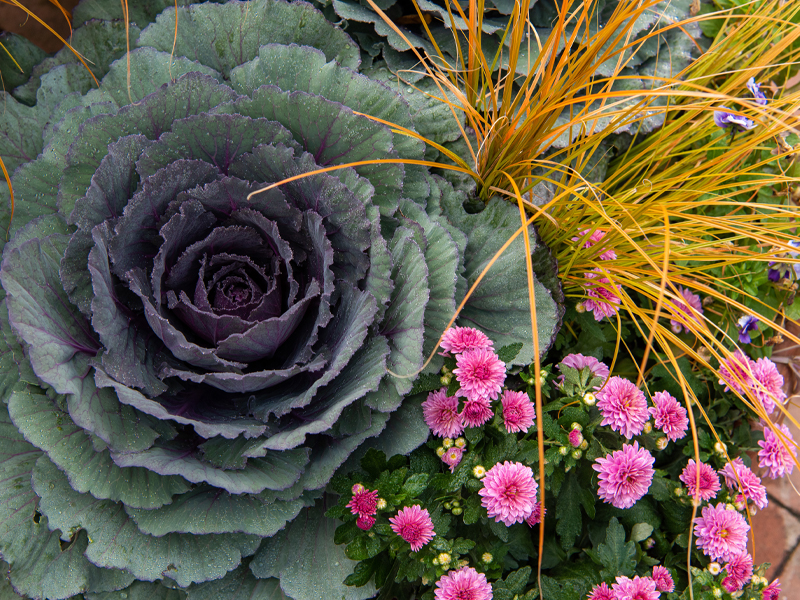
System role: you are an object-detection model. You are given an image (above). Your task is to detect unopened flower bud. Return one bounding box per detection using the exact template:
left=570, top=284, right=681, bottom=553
left=451, top=507, right=463, bottom=516
left=582, top=392, right=596, bottom=406
left=571, top=422, right=583, bottom=431
left=458, top=560, right=469, bottom=568
left=569, top=429, right=584, bottom=448
left=443, top=502, right=452, bottom=510
left=643, top=422, right=653, bottom=434
left=376, top=498, right=387, bottom=510
left=482, top=553, right=493, bottom=564
left=749, top=505, right=758, bottom=516
left=432, top=558, right=439, bottom=565
left=352, top=483, right=365, bottom=494
left=644, top=538, right=655, bottom=549
left=438, top=553, right=451, bottom=565
left=714, top=441, right=727, bottom=456
left=656, top=437, right=669, bottom=450
left=454, top=437, right=467, bottom=449
left=697, top=347, right=712, bottom=362
left=443, top=438, right=454, bottom=449
left=451, top=500, right=460, bottom=508
left=674, top=487, right=684, bottom=497
left=421, top=577, right=430, bottom=585
left=440, top=373, right=453, bottom=386
left=735, top=499, right=746, bottom=511
left=436, top=446, right=446, bottom=457
left=559, top=446, right=569, bottom=456
left=576, top=303, right=586, bottom=314
left=571, top=449, right=582, bottom=460
left=580, top=439, right=589, bottom=450
left=473, top=465, right=486, bottom=478
left=708, top=562, right=721, bottom=575
left=725, top=503, right=736, bottom=511
left=712, top=587, right=722, bottom=598
left=731, top=591, right=743, bottom=599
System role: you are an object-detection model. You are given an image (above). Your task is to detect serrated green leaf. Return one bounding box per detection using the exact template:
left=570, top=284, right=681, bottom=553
left=463, top=495, right=482, bottom=525
left=344, top=559, right=377, bottom=587
left=361, top=448, right=388, bottom=478
left=556, top=471, right=584, bottom=550
left=597, top=518, right=636, bottom=579
left=497, top=343, right=524, bottom=364
left=402, top=473, right=430, bottom=497
left=185, top=561, right=290, bottom=600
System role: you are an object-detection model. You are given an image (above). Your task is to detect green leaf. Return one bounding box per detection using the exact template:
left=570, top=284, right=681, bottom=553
left=410, top=373, right=444, bottom=396
left=402, top=473, right=430, bottom=497
left=556, top=471, right=584, bottom=550
left=344, top=559, right=377, bottom=587
left=631, top=522, right=654, bottom=543
left=0, top=33, right=47, bottom=92
left=361, top=448, right=388, bottom=479
left=0, top=93, right=44, bottom=175
left=497, top=343, right=524, bottom=364
left=597, top=518, right=636, bottom=579
left=186, top=562, right=291, bottom=600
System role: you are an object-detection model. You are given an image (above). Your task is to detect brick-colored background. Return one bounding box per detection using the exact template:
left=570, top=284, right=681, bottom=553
left=0, top=0, right=81, bottom=53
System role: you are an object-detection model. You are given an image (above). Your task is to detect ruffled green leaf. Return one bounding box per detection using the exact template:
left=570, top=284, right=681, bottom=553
left=187, top=561, right=290, bottom=600
left=87, top=580, right=187, bottom=600
left=0, top=33, right=47, bottom=93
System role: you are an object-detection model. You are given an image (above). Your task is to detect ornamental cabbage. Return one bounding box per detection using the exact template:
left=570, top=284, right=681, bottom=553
left=0, top=1, right=562, bottom=598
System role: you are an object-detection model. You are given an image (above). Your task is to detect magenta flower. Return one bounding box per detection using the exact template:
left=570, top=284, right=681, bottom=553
left=669, top=287, right=704, bottom=334
left=574, top=229, right=617, bottom=261
left=694, top=503, right=750, bottom=562
left=719, top=457, right=768, bottom=510
left=558, top=353, right=610, bottom=388
left=763, top=579, right=781, bottom=600
left=587, top=582, right=615, bottom=600
left=442, top=446, right=463, bottom=473
left=422, top=388, right=464, bottom=438
left=581, top=270, right=621, bottom=321
left=649, top=391, right=689, bottom=441
left=679, top=459, right=721, bottom=502
left=453, top=348, right=506, bottom=401
left=751, top=357, right=786, bottom=414
left=525, top=500, right=545, bottom=527
left=461, top=397, right=494, bottom=428
left=611, top=575, right=660, bottom=600
left=501, top=390, right=535, bottom=433
left=722, top=553, right=753, bottom=593
left=569, top=428, right=583, bottom=448
left=434, top=567, right=493, bottom=600
left=718, top=350, right=755, bottom=394
left=389, top=505, right=435, bottom=552
left=356, top=514, right=375, bottom=531
left=593, top=442, right=655, bottom=509
left=439, top=326, right=493, bottom=355
left=479, top=461, right=538, bottom=526
left=596, top=376, right=649, bottom=439
left=758, top=423, right=797, bottom=479
left=651, top=566, right=674, bottom=593
left=347, top=485, right=378, bottom=517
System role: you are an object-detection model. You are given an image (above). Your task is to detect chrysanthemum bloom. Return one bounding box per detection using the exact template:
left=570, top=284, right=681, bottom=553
left=746, top=77, right=768, bottom=105
left=679, top=459, right=722, bottom=502
left=442, top=447, right=463, bottom=473
left=439, top=326, right=493, bottom=355
left=434, top=567, right=493, bottom=600
left=751, top=357, right=786, bottom=415
left=581, top=270, right=621, bottom=321
left=651, top=566, right=674, bottom=593
left=347, top=486, right=378, bottom=517
left=758, top=423, right=797, bottom=479
left=356, top=514, right=375, bottom=531
left=593, top=442, right=655, bottom=509
left=423, top=388, right=465, bottom=438
left=558, top=353, right=610, bottom=388
left=722, top=553, right=753, bottom=593
left=389, top=505, right=435, bottom=552
left=478, top=461, right=538, bottom=526
left=718, top=350, right=755, bottom=394
left=714, top=109, right=756, bottom=130
left=525, top=500, right=545, bottom=527
left=461, top=397, right=494, bottom=428
left=669, top=287, right=704, bottom=334
left=762, top=579, right=781, bottom=600
left=596, top=377, right=649, bottom=439
left=453, top=348, right=506, bottom=401
left=612, top=575, right=660, bottom=600
left=500, top=390, right=535, bottom=433
left=737, top=315, right=759, bottom=344
left=587, top=582, right=615, bottom=600
left=694, top=503, right=750, bottom=562
left=574, top=229, right=617, bottom=261
left=649, top=391, right=689, bottom=441
left=719, top=457, right=768, bottom=510
left=569, top=428, right=583, bottom=448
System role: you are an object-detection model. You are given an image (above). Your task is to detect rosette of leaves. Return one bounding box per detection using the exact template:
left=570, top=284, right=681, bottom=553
left=0, top=0, right=563, bottom=598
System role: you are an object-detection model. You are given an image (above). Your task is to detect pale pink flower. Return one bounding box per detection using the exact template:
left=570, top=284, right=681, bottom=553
left=669, top=287, right=704, bottom=334
left=593, top=442, right=655, bottom=509
left=501, top=390, right=535, bottom=433
left=751, top=357, right=786, bottom=414
left=569, top=428, right=583, bottom=447
left=347, top=485, right=378, bottom=517
left=558, top=353, right=610, bottom=388
left=461, top=397, right=494, bottom=428
left=679, top=459, right=721, bottom=502
left=442, top=446, right=463, bottom=473
left=719, top=457, right=768, bottom=510
left=722, top=553, right=753, bottom=593
left=651, top=566, right=674, bottom=593
left=596, top=376, right=649, bottom=439
left=434, top=567, right=493, bottom=600
left=574, top=229, right=617, bottom=261
left=439, top=326, right=493, bottom=355
left=693, top=502, right=750, bottom=562
left=582, top=270, right=621, bottom=321
left=422, top=388, right=464, bottom=438
left=587, top=582, right=615, bottom=600
left=649, top=391, right=689, bottom=441
left=478, top=461, right=538, bottom=526
left=389, top=505, right=435, bottom=552
left=453, top=348, right=506, bottom=401
left=758, top=423, right=797, bottom=479
left=763, top=579, right=781, bottom=600
left=612, top=575, right=660, bottom=600
left=356, top=514, right=375, bottom=531
left=718, top=350, right=755, bottom=394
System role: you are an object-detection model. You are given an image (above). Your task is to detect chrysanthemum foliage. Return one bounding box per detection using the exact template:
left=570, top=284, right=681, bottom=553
left=0, top=0, right=563, bottom=598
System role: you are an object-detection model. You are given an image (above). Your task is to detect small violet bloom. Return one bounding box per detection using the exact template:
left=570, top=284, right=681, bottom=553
left=737, top=314, right=759, bottom=344
left=714, top=109, right=756, bottom=131
left=768, top=239, right=800, bottom=281
left=746, top=77, right=768, bottom=106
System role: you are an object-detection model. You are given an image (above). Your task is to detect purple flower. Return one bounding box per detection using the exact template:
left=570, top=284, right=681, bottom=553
left=737, top=315, right=759, bottom=344
left=746, top=77, right=768, bottom=106
left=593, top=442, right=655, bottom=509
left=680, top=459, right=721, bottom=502
left=693, top=502, right=750, bottom=562
left=500, top=390, right=535, bottom=433
left=434, top=567, right=493, bottom=600
left=461, top=397, right=494, bottom=428
left=611, top=575, right=660, bottom=600
left=751, top=357, right=786, bottom=415
left=768, top=239, right=800, bottom=281
left=596, top=376, right=649, bottom=439
left=719, top=457, right=768, bottom=510
left=479, top=461, right=538, bottom=526
left=558, top=353, right=610, bottom=388
left=758, top=423, right=797, bottom=479
left=453, top=348, right=506, bottom=401
left=347, top=484, right=378, bottom=517
left=441, top=446, right=463, bottom=472
left=718, top=350, right=755, bottom=394
left=669, top=287, right=703, bottom=334
left=569, top=428, right=583, bottom=448
left=651, top=566, right=674, bottom=592
left=439, top=326, right=493, bottom=355
left=763, top=579, right=781, bottom=600
left=722, top=552, right=753, bottom=593
left=587, top=582, right=615, bottom=600
left=714, top=109, right=756, bottom=130
left=649, top=391, right=689, bottom=441
left=422, top=388, right=464, bottom=438
left=573, top=229, right=617, bottom=261
left=356, top=514, right=375, bottom=530
left=581, top=270, right=621, bottom=321
left=389, top=505, right=435, bottom=552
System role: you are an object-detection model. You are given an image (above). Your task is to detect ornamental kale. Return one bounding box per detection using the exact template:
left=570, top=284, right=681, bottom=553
left=0, top=1, right=563, bottom=598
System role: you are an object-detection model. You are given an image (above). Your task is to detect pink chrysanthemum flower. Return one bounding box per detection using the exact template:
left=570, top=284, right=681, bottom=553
left=347, top=485, right=378, bottom=517
left=501, top=390, right=535, bottom=433
left=389, top=505, right=435, bottom=552
left=751, top=357, right=786, bottom=414
left=569, top=428, right=583, bottom=448
left=558, top=353, right=610, bottom=388
left=478, top=461, right=538, bottom=526
left=461, top=397, right=494, bottom=428
left=593, top=442, right=655, bottom=509
left=356, top=514, right=375, bottom=531
left=651, top=566, right=674, bottom=593
left=719, top=457, right=768, bottom=510
left=758, top=423, right=797, bottom=479
left=762, top=579, right=781, bottom=600
left=722, top=553, right=753, bottom=593
left=574, top=229, right=618, bottom=261
left=680, top=459, right=721, bottom=502
left=693, top=502, right=750, bottom=562
left=453, top=348, right=506, bottom=401
left=582, top=270, right=621, bottom=321
left=525, top=500, right=545, bottom=527
left=587, top=582, right=615, bottom=600
left=442, top=446, right=463, bottom=473
left=439, top=326, right=493, bottom=355
left=669, top=287, right=704, bottom=334
left=649, top=391, right=689, bottom=441
left=434, top=567, right=493, bottom=600
left=422, top=388, right=464, bottom=438
left=718, top=350, right=755, bottom=394
left=611, top=575, right=660, bottom=600
left=596, top=376, right=649, bottom=439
